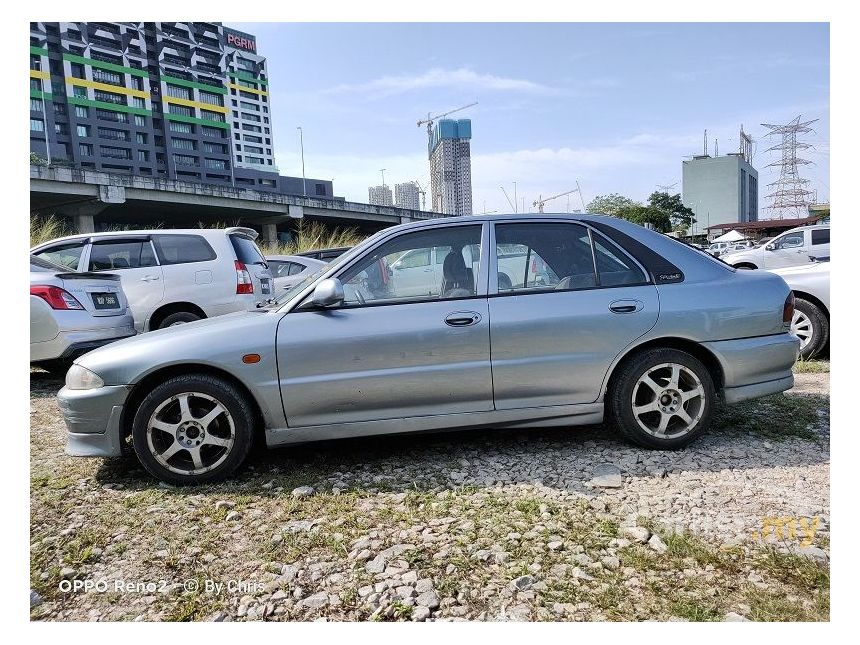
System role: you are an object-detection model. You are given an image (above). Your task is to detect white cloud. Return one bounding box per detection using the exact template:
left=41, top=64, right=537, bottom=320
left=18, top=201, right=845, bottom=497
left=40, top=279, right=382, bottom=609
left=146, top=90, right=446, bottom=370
left=323, top=67, right=559, bottom=97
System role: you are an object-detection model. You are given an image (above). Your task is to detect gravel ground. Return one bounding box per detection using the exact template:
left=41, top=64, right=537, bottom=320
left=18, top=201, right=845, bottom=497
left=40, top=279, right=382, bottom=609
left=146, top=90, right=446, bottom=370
left=30, top=366, right=829, bottom=622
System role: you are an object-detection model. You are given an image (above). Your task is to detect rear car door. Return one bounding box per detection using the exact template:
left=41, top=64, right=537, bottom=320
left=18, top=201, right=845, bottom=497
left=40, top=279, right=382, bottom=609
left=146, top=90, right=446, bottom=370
left=87, top=237, right=163, bottom=331
left=488, top=221, right=659, bottom=409
left=809, top=227, right=830, bottom=260
left=277, top=223, right=492, bottom=427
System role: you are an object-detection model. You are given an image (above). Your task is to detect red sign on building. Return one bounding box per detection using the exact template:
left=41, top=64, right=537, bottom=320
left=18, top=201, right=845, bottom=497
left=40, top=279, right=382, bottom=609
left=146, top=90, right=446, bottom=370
left=225, top=30, right=256, bottom=54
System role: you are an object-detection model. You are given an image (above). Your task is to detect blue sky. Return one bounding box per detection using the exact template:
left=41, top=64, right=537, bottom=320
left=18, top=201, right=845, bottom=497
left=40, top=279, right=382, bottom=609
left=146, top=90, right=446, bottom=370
left=233, top=22, right=829, bottom=214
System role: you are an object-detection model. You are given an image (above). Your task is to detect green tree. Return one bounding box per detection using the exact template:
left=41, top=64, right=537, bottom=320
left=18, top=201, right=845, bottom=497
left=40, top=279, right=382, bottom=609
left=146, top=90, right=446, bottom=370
left=647, top=191, right=696, bottom=231
left=585, top=193, right=640, bottom=216
left=615, top=204, right=673, bottom=233
left=30, top=152, right=47, bottom=166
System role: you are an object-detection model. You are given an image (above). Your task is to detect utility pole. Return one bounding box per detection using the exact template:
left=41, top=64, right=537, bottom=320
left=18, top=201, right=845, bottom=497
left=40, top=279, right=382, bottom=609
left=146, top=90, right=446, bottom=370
left=760, top=115, right=819, bottom=218
left=513, top=182, right=518, bottom=214
left=296, top=127, right=307, bottom=196
left=380, top=168, right=386, bottom=188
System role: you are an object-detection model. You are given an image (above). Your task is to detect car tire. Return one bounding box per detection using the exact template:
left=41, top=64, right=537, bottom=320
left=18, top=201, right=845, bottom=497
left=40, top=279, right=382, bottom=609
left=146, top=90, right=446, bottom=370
left=131, top=374, right=255, bottom=485
left=793, top=297, right=828, bottom=360
left=609, top=348, right=715, bottom=450
left=158, top=311, right=202, bottom=328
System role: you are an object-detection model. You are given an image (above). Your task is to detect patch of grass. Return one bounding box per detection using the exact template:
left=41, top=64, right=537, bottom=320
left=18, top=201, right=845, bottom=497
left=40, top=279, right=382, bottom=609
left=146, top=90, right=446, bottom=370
left=670, top=598, right=723, bottom=622
left=756, top=547, right=829, bottom=590
left=713, top=393, right=828, bottom=441
left=258, top=220, right=366, bottom=256
left=793, top=359, right=830, bottom=374
left=30, top=214, right=70, bottom=247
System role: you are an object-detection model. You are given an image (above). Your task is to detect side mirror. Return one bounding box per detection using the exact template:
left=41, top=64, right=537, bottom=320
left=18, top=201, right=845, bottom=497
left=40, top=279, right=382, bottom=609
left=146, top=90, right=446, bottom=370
left=765, top=244, right=775, bottom=251
left=310, top=278, right=344, bottom=307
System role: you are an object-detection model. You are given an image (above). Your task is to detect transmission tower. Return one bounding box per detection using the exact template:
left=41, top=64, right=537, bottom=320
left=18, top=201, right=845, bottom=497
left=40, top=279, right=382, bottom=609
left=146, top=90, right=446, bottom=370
left=760, top=115, right=819, bottom=219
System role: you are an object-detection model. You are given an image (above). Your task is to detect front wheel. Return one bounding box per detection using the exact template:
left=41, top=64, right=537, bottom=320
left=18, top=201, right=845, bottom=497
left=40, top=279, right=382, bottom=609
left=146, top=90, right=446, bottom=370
left=131, top=374, right=255, bottom=485
left=609, top=348, right=716, bottom=449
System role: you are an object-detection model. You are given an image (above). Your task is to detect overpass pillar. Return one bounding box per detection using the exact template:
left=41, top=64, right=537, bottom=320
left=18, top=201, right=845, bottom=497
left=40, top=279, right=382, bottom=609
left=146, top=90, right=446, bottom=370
left=262, top=223, right=279, bottom=246
left=61, top=202, right=110, bottom=233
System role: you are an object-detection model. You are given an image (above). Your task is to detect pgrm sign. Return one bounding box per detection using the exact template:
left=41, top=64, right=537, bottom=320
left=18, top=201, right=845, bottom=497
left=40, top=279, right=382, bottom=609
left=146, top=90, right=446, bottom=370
left=224, top=29, right=256, bottom=53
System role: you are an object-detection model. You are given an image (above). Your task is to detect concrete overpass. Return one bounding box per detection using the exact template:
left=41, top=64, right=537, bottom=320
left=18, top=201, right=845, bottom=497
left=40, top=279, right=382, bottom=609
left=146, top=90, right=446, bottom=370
left=30, top=164, right=442, bottom=242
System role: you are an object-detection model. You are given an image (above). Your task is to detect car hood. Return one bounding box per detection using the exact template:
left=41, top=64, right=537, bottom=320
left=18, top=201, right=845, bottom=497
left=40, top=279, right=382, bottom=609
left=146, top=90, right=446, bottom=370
left=74, top=308, right=280, bottom=385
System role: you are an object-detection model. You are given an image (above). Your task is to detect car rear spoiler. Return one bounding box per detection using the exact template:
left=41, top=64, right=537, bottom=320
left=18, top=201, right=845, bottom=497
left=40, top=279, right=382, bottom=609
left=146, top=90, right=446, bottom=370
left=56, top=272, right=121, bottom=281
left=225, top=226, right=259, bottom=241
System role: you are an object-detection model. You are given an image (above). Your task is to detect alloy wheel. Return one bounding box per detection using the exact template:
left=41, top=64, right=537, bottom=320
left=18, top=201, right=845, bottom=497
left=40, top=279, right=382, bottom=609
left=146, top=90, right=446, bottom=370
left=146, top=392, right=235, bottom=475
left=791, top=310, right=813, bottom=351
left=631, top=362, right=706, bottom=438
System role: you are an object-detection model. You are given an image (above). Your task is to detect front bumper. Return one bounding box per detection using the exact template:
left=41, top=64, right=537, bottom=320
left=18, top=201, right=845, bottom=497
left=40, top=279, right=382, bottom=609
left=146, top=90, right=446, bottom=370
left=703, top=332, right=800, bottom=404
left=57, top=384, right=131, bottom=458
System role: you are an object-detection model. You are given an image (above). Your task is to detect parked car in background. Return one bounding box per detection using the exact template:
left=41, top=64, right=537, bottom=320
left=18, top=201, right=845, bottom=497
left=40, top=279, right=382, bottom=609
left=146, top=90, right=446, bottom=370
left=706, top=241, right=735, bottom=257
left=769, top=260, right=830, bottom=359
left=31, top=227, right=273, bottom=332
left=30, top=256, right=135, bottom=372
left=296, top=247, right=352, bottom=262
left=267, top=255, right=327, bottom=294
left=728, top=240, right=755, bottom=252
left=59, top=214, right=799, bottom=485
left=720, top=224, right=830, bottom=270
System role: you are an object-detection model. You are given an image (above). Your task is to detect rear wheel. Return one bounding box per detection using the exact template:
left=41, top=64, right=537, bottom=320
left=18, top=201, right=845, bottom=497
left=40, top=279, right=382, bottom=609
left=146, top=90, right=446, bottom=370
left=158, top=311, right=202, bottom=328
left=131, top=374, right=255, bottom=485
left=792, top=297, right=828, bottom=360
left=609, top=348, right=715, bottom=449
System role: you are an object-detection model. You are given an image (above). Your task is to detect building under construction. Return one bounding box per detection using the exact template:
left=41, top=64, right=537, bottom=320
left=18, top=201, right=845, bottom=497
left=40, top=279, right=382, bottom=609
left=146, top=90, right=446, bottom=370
left=428, top=119, right=473, bottom=216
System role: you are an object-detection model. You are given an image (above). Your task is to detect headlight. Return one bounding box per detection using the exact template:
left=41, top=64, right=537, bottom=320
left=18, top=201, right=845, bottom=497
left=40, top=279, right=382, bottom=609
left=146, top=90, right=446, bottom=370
left=65, top=364, right=104, bottom=390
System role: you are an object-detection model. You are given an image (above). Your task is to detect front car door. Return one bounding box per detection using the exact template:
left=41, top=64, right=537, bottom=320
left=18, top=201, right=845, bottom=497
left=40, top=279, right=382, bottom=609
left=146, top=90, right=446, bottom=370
left=87, top=237, right=164, bottom=331
left=276, top=223, right=493, bottom=427
left=763, top=229, right=810, bottom=269
left=488, top=220, right=659, bottom=409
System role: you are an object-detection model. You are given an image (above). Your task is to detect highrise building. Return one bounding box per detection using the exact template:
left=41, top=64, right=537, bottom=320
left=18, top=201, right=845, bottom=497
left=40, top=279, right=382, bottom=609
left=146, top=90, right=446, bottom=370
left=28, top=22, right=333, bottom=197
left=429, top=119, right=472, bottom=215
left=682, top=152, right=758, bottom=232
left=368, top=184, right=393, bottom=206
left=394, top=182, right=420, bottom=210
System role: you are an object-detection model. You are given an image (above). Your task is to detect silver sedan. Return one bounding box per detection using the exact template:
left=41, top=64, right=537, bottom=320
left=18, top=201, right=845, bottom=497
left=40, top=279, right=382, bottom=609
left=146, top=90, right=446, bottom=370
left=266, top=255, right=328, bottom=295
left=31, top=256, right=135, bottom=372
left=58, top=214, right=799, bottom=485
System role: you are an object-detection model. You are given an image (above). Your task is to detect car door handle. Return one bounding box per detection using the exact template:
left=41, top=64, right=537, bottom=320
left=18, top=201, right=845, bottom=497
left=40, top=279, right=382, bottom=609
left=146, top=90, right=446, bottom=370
left=445, top=311, right=482, bottom=327
left=609, top=299, right=643, bottom=314
left=141, top=275, right=160, bottom=282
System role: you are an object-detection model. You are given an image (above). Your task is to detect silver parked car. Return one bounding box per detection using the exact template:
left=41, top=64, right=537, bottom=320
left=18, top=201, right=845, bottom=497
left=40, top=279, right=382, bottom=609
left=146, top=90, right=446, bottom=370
left=721, top=224, right=830, bottom=270
left=267, top=255, right=328, bottom=294
left=58, top=214, right=799, bottom=485
left=30, top=256, right=135, bottom=371
left=770, top=260, right=830, bottom=359
left=31, top=227, right=273, bottom=331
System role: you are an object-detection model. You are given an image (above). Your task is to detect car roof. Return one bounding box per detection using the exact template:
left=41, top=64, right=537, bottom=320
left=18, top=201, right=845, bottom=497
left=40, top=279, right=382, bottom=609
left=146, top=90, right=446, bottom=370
left=30, top=226, right=258, bottom=250
left=266, top=255, right=325, bottom=263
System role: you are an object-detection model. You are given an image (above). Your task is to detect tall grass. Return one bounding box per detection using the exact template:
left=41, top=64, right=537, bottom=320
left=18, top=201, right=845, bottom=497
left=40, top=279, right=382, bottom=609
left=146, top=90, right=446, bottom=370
left=30, top=215, right=70, bottom=247
left=258, top=220, right=366, bottom=256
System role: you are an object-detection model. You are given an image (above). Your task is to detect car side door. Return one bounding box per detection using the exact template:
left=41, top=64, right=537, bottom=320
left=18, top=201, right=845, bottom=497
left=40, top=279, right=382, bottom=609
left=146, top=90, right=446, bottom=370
left=276, top=223, right=493, bottom=427
left=763, top=230, right=809, bottom=269
left=809, top=227, right=830, bottom=260
left=87, top=237, right=164, bottom=331
left=487, top=221, right=659, bottom=409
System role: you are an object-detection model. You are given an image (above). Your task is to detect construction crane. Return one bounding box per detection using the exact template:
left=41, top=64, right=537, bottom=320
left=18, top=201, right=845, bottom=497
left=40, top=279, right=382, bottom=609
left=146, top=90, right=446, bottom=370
left=413, top=180, right=427, bottom=211
left=417, top=102, right=478, bottom=137
left=533, top=187, right=581, bottom=213
left=656, top=182, right=678, bottom=192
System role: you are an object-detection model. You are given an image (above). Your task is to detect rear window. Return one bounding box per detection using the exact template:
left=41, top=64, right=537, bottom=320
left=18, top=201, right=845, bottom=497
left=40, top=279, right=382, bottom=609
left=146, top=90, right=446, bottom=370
left=229, top=234, right=266, bottom=265
left=153, top=234, right=217, bottom=265
left=30, top=256, right=66, bottom=272
left=811, top=229, right=830, bottom=245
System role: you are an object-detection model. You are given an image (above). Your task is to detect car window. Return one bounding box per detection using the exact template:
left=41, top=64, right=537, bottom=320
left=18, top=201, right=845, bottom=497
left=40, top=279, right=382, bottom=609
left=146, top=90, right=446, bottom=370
left=338, top=225, right=483, bottom=306
left=775, top=232, right=804, bottom=249
left=153, top=234, right=217, bottom=265
left=269, top=261, right=290, bottom=278
left=811, top=229, right=830, bottom=245
left=33, top=241, right=86, bottom=270
left=30, top=256, right=67, bottom=273
left=287, top=262, right=306, bottom=276
left=592, top=235, right=647, bottom=286
left=494, top=223, right=596, bottom=292
left=88, top=240, right=158, bottom=271
left=228, top=234, right=265, bottom=265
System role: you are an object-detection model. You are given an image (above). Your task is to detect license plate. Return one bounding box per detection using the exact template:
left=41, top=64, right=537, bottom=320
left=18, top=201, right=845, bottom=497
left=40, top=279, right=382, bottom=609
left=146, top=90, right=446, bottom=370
left=91, top=292, right=119, bottom=309
left=261, top=279, right=271, bottom=295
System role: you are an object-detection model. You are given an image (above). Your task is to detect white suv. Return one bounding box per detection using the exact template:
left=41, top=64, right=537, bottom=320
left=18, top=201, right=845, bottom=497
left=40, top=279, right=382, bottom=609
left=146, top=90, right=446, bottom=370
left=31, top=227, right=273, bottom=331
left=720, top=224, right=830, bottom=270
